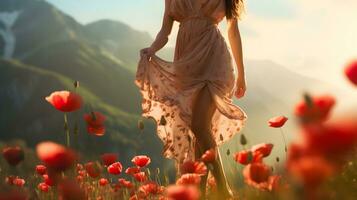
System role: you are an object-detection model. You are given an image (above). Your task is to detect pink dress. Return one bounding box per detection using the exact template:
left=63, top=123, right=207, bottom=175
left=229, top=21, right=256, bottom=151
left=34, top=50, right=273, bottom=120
left=135, top=0, right=248, bottom=166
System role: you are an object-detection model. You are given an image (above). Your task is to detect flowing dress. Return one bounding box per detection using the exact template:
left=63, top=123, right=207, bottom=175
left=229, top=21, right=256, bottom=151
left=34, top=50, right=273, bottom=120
left=134, top=0, right=248, bottom=166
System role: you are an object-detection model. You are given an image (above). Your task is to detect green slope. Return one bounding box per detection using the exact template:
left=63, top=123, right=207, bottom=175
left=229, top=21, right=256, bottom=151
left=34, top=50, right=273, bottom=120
left=23, top=39, right=142, bottom=114
left=0, top=59, right=153, bottom=161
left=84, top=19, right=152, bottom=69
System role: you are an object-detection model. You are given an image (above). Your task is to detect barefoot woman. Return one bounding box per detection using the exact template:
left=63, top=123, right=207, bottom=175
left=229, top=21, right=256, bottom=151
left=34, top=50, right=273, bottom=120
left=135, top=0, right=247, bottom=197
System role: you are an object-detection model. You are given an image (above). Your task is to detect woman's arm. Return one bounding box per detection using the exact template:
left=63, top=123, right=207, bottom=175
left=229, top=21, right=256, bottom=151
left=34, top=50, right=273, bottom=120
left=141, top=0, right=174, bottom=58
left=227, top=17, right=246, bottom=99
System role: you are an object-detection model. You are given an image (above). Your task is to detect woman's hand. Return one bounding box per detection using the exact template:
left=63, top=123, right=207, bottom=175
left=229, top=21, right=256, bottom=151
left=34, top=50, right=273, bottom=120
left=235, top=76, right=246, bottom=99
left=140, top=47, right=155, bottom=61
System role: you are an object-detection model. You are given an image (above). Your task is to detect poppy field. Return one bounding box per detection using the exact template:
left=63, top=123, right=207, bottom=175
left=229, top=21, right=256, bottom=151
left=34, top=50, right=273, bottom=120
left=1, top=60, right=357, bottom=200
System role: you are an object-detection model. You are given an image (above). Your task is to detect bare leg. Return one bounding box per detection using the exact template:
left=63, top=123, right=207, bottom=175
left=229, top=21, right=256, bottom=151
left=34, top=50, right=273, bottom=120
left=195, top=140, right=208, bottom=197
left=191, top=84, right=232, bottom=199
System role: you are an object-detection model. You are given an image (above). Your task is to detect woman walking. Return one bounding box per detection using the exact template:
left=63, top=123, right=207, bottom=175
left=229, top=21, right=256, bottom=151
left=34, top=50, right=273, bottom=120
left=135, top=0, right=247, bottom=198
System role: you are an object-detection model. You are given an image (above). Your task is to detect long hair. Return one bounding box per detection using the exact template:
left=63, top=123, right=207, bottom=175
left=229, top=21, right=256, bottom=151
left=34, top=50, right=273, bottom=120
left=225, top=0, right=245, bottom=19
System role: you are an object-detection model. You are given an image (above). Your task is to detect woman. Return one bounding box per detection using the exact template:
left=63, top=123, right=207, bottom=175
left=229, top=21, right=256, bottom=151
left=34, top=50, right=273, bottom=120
left=135, top=0, right=247, bottom=197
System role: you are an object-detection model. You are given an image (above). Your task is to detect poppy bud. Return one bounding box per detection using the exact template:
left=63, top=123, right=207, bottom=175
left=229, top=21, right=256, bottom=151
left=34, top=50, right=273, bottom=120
left=91, top=111, right=97, bottom=121
left=146, top=168, right=151, bottom=177
left=138, top=119, right=144, bottom=132
left=156, top=168, right=160, bottom=175
left=226, top=149, right=230, bottom=156
left=74, top=81, right=80, bottom=88
left=303, top=93, right=313, bottom=108
left=159, top=116, right=167, bottom=126
left=240, top=134, right=247, bottom=146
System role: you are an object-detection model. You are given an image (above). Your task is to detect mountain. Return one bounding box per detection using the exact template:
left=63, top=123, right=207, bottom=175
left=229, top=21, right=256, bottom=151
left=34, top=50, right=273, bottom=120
left=0, top=0, right=86, bottom=60
left=85, top=19, right=152, bottom=69
left=23, top=39, right=142, bottom=113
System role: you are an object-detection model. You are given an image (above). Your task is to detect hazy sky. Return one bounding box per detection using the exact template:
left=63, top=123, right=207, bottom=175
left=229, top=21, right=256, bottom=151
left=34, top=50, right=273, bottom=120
left=46, top=0, right=357, bottom=89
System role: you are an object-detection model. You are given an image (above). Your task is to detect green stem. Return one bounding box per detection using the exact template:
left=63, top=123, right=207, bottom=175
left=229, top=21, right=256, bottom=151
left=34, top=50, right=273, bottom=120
left=279, top=128, right=287, bottom=160
left=64, top=113, right=70, bottom=147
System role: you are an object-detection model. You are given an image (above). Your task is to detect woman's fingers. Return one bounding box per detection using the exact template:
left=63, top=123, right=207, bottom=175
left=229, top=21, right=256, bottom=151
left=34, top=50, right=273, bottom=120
left=235, top=87, right=245, bottom=99
left=140, top=48, right=153, bottom=61
left=140, top=49, right=147, bottom=57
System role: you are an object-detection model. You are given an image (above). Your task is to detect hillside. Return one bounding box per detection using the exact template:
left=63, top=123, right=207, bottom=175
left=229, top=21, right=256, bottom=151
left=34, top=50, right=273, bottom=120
left=85, top=19, right=152, bottom=69
left=0, top=59, right=169, bottom=167
left=23, top=39, right=142, bottom=113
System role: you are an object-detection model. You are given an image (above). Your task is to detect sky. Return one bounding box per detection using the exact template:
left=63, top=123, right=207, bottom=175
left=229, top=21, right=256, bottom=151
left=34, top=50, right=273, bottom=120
left=46, top=0, right=357, bottom=89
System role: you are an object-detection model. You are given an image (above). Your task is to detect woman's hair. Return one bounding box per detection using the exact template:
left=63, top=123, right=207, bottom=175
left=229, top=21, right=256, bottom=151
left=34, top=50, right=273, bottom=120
left=225, top=0, right=245, bottom=19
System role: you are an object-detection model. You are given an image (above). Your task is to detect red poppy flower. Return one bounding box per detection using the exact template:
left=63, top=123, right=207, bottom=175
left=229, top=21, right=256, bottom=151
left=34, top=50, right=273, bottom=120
left=84, top=112, right=106, bottom=136
left=36, top=165, right=47, bottom=175
left=176, top=173, right=201, bottom=186
left=251, top=143, right=274, bottom=158
left=36, top=141, right=77, bottom=172
left=180, top=161, right=207, bottom=176
left=2, top=146, right=24, bottom=166
left=99, top=178, right=109, bottom=186
left=118, top=178, right=134, bottom=188
left=42, top=174, right=55, bottom=186
left=100, top=153, right=118, bottom=166
left=166, top=185, right=200, bottom=200
left=5, top=175, right=16, bottom=185
left=131, top=155, right=151, bottom=167
left=345, top=59, right=357, bottom=85
left=243, top=163, right=272, bottom=188
left=294, top=94, right=335, bottom=124
left=138, top=182, right=162, bottom=197
left=38, top=182, right=50, bottom=192
left=107, top=162, right=123, bottom=175
left=201, top=149, right=216, bottom=163
left=234, top=150, right=253, bottom=165
left=268, top=116, right=288, bottom=128
left=288, top=155, right=334, bottom=188
left=84, top=162, right=101, bottom=178
left=45, top=91, right=82, bottom=112
left=300, top=120, right=357, bottom=160
left=125, top=166, right=141, bottom=175
left=133, top=172, right=147, bottom=182
left=13, top=178, right=25, bottom=187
